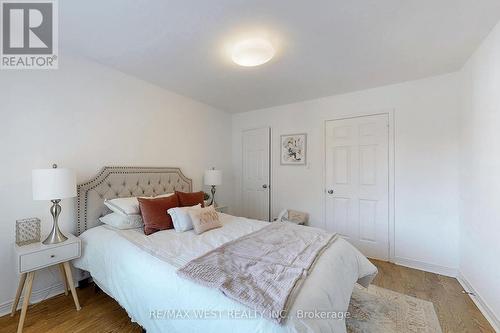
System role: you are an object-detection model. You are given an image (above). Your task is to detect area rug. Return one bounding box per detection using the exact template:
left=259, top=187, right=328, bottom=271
left=347, top=284, right=442, bottom=333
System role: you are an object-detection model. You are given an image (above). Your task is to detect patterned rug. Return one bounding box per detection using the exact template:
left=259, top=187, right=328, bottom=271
left=347, top=284, right=442, bottom=333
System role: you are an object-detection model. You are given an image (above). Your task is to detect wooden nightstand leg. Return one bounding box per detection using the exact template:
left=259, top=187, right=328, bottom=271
left=59, top=264, right=69, bottom=296
left=11, top=273, right=27, bottom=316
left=63, top=262, right=81, bottom=311
left=17, top=271, right=35, bottom=333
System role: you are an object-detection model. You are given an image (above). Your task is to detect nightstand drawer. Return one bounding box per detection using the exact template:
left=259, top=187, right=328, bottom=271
left=19, top=242, right=80, bottom=273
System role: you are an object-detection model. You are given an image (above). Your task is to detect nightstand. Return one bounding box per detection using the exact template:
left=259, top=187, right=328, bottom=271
left=12, top=234, right=82, bottom=333
left=214, top=205, right=228, bottom=213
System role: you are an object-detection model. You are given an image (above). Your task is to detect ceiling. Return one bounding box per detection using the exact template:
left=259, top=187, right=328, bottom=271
left=60, top=0, right=500, bottom=113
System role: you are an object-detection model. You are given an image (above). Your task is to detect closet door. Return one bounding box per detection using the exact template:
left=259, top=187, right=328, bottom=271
left=242, top=127, right=271, bottom=221
left=325, top=114, right=389, bottom=260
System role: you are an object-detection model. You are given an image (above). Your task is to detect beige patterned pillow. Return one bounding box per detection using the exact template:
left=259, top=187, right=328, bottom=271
left=189, top=206, right=222, bottom=234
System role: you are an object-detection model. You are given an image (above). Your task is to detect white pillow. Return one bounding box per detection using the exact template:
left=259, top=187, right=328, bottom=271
left=168, top=204, right=202, bottom=232
left=99, top=212, right=143, bottom=229
left=104, top=193, right=174, bottom=216
left=104, top=197, right=140, bottom=215
left=153, top=193, right=175, bottom=199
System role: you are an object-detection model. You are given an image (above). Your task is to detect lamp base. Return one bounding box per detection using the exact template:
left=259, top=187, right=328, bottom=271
left=42, top=200, right=68, bottom=245
left=209, top=185, right=217, bottom=207
left=42, top=226, right=68, bottom=245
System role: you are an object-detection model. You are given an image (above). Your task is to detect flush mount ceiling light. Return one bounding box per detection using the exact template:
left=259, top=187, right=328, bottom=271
left=231, top=38, right=275, bottom=67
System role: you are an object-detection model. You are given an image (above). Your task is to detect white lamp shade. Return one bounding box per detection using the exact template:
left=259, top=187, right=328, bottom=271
left=204, top=169, right=222, bottom=186
left=32, top=168, right=77, bottom=200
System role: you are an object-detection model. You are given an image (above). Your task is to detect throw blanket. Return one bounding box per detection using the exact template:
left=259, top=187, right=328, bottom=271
left=177, top=222, right=337, bottom=324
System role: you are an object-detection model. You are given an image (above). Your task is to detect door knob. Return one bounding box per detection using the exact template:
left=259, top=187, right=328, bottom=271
left=327, top=189, right=334, bottom=194
left=262, top=184, right=268, bottom=189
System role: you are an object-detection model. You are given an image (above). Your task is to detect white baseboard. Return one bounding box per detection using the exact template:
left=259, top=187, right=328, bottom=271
left=457, top=273, right=500, bottom=332
left=393, top=256, right=458, bottom=277
left=0, top=282, right=66, bottom=318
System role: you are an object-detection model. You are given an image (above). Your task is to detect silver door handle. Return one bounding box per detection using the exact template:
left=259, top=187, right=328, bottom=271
left=262, top=184, right=268, bottom=189
left=327, top=189, right=334, bottom=194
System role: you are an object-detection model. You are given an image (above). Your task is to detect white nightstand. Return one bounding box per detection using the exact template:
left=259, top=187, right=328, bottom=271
left=214, top=205, right=228, bottom=213
left=12, top=234, right=82, bottom=333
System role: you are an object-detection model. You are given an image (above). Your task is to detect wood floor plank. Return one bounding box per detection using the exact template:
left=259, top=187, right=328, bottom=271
left=370, top=259, right=494, bottom=333
left=0, top=260, right=494, bottom=332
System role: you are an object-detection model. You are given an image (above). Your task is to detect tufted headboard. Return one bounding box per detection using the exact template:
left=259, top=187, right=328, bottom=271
left=76, top=166, right=192, bottom=235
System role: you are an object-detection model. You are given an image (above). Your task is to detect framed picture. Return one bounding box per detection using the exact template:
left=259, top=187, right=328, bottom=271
left=280, top=133, right=307, bottom=165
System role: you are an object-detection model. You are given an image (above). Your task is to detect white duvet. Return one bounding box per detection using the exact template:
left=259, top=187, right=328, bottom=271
left=73, top=214, right=377, bottom=333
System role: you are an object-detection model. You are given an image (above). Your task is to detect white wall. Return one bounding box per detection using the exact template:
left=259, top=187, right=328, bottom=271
left=460, top=20, right=500, bottom=328
left=232, top=73, right=461, bottom=273
left=0, top=54, right=232, bottom=313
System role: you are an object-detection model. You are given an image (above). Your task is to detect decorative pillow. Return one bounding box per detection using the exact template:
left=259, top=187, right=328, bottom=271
left=138, top=195, right=179, bottom=235
left=168, top=204, right=202, bottom=232
left=104, top=193, right=174, bottom=216
left=188, top=206, right=222, bottom=235
left=99, top=213, right=143, bottom=230
left=104, top=197, right=140, bottom=215
left=176, top=191, right=205, bottom=208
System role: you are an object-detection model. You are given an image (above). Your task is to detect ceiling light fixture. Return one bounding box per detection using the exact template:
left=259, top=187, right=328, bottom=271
left=232, top=38, right=275, bottom=67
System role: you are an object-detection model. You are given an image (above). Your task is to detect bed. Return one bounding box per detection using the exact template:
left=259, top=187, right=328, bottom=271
left=73, top=166, right=377, bottom=333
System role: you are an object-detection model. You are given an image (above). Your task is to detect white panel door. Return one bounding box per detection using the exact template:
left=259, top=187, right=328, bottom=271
left=325, top=114, right=389, bottom=260
left=242, top=127, right=271, bottom=221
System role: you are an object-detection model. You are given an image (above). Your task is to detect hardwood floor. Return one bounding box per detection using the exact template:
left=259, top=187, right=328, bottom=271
left=371, top=260, right=494, bottom=333
left=0, top=260, right=494, bottom=332
left=0, top=286, right=143, bottom=333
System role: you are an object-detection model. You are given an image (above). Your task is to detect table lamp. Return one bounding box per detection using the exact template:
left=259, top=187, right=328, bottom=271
left=204, top=168, right=222, bottom=206
left=32, top=164, right=76, bottom=245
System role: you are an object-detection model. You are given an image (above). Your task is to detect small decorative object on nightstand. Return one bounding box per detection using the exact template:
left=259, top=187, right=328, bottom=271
left=12, top=234, right=81, bottom=333
left=204, top=168, right=222, bottom=206
left=276, top=209, right=309, bottom=225
left=15, top=218, right=41, bottom=246
left=214, top=205, right=228, bottom=214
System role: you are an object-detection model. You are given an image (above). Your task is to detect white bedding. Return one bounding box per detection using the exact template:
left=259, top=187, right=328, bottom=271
left=73, top=213, right=377, bottom=333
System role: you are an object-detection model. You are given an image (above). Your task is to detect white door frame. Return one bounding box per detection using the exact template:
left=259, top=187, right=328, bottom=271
left=241, top=127, right=272, bottom=221
left=323, top=109, right=395, bottom=261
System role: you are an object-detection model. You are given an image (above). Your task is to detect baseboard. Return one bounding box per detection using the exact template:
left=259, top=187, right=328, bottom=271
left=457, top=273, right=500, bottom=332
left=0, top=282, right=66, bottom=318
left=393, top=256, right=458, bottom=277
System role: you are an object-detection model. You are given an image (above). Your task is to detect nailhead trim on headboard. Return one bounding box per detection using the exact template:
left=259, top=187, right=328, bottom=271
left=76, top=167, right=192, bottom=235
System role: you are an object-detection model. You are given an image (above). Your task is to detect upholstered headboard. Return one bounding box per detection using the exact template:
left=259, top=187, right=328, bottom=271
left=77, top=166, right=192, bottom=235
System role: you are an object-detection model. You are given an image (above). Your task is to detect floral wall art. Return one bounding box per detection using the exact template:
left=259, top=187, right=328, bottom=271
left=280, top=133, right=307, bottom=165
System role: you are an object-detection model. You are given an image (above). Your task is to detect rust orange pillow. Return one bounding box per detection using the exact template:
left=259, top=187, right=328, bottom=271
left=138, top=195, right=179, bottom=235
left=175, top=191, right=205, bottom=208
